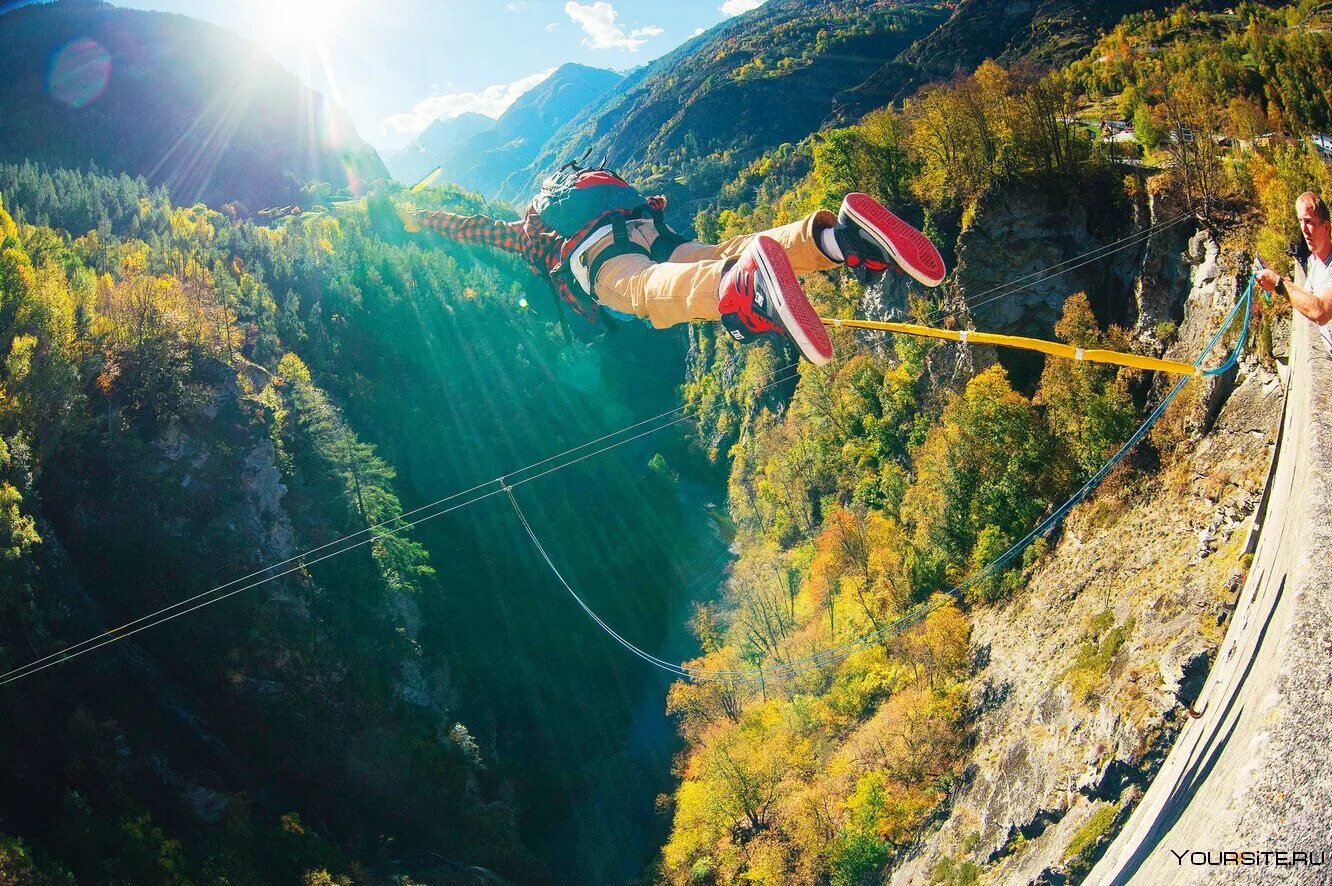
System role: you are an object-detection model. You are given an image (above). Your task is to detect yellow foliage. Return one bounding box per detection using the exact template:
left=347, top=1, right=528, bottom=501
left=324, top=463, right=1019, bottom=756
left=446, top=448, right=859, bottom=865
left=93, top=271, right=228, bottom=357
left=0, top=246, right=36, bottom=302
left=662, top=778, right=725, bottom=878
left=277, top=352, right=313, bottom=386
left=0, top=480, right=40, bottom=559
left=809, top=507, right=907, bottom=621
left=1247, top=143, right=1332, bottom=275
left=0, top=192, right=17, bottom=242
left=892, top=597, right=970, bottom=688
left=5, top=334, right=37, bottom=385
left=666, top=648, right=746, bottom=741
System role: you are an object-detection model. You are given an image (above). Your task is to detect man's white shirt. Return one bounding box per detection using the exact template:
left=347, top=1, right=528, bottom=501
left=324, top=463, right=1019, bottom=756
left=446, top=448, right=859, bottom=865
left=1309, top=251, right=1332, bottom=349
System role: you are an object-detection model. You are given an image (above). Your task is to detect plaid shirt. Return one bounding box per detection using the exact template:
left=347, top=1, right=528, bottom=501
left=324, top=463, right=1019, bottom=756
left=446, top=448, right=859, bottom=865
left=413, top=195, right=668, bottom=321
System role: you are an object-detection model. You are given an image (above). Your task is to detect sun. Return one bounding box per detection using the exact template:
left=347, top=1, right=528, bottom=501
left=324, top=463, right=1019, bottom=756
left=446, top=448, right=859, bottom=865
left=262, top=0, right=343, bottom=44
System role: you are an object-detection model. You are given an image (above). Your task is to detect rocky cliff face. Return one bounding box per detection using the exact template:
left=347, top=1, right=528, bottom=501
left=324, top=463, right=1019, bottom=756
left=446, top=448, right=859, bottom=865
left=952, top=179, right=1159, bottom=337
left=891, top=233, right=1282, bottom=885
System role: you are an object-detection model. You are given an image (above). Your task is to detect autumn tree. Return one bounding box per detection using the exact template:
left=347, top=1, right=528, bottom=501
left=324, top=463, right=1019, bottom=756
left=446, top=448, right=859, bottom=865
left=901, top=366, right=1061, bottom=594
left=891, top=597, right=970, bottom=689
left=1035, top=293, right=1138, bottom=477
left=809, top=507, right=908, bottom=641
left=1008, top=66, right=1088, bottom=177
left=1158, top=72, right=1228, bottom=214
left=905, top=61, right=1014, bottom=211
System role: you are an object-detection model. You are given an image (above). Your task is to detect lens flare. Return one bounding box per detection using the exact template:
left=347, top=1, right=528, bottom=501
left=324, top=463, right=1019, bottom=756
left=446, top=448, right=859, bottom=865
left=48, top=38, right=111, bottom=108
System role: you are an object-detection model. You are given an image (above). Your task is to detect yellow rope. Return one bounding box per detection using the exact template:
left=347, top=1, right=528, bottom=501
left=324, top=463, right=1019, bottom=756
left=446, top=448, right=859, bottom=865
left=824, top=318, right=1201, bottom=377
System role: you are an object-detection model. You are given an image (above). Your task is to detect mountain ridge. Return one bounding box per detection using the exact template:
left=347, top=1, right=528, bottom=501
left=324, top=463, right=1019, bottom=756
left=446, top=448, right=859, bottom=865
left=388, top=62, right=623, bottom=198
left=0, top=0, right=387, bottom=212
left=503, top=0, right=1183, bottom=216
left=386, top=111, right=496, bottom=186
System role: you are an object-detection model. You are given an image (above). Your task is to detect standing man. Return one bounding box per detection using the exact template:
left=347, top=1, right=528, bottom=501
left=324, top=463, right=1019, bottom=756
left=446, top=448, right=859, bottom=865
left=1257, top=191, right=1332, bottom=347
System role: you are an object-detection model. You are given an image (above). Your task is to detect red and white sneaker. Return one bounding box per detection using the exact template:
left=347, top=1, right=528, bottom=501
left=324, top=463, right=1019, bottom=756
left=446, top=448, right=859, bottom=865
left=835, top=193, right=946, bottom=287
left=718, top=236, right=833, bottom=366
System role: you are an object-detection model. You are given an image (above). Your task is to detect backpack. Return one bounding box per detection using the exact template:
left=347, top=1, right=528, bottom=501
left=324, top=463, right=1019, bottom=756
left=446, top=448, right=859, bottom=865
left=532, top=166, right=650, bottom=239
left=532, top=162, right=687, bottom=322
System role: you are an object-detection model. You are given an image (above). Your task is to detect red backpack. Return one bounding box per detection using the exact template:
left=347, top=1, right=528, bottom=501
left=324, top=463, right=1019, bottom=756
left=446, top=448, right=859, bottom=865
left=533, top=162, right=686, bottom=324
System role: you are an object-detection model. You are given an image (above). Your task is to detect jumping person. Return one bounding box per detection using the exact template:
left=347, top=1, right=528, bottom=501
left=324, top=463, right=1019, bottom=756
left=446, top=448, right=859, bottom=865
left=391, top=164, right=946, bottom=366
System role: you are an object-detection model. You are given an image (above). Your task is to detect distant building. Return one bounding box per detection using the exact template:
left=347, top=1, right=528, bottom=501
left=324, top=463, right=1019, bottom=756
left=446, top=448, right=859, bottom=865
left=1168, top=126, right=1196, bottom=145
left=1312, top=133, right=1332, bottom=158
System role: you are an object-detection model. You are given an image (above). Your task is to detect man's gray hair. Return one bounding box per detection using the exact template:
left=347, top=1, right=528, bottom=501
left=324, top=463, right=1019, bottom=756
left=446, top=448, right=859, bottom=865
left=1296, top=191, right=1329, bottom=223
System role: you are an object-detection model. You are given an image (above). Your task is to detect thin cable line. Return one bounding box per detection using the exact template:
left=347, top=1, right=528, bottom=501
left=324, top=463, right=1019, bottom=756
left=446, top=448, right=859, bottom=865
left=0, top=489, right=507, bottom=687
left=508, top=353, right=816, bottom=489
left=0, top=478, right=500, bottom=682
left=0, top=356, right=809, bottom=687
left=921, top=210, right=1195, bottom=328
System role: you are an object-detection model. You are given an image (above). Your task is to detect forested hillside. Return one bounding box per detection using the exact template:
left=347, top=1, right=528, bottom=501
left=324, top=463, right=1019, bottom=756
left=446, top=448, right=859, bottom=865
left=0, top=1, right=387, bottom=211
left=504, top=0, right=955, bottom=206
left=648, top=1, right=1331, bottom=882
left=0, top=160, right=723, bottom=883
left=503, top=0, right=1198, bottom=213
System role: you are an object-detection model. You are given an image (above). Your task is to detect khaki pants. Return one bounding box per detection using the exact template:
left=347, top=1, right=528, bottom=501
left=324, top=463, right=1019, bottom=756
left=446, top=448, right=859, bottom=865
left=588, top=210, right=840, bottom=329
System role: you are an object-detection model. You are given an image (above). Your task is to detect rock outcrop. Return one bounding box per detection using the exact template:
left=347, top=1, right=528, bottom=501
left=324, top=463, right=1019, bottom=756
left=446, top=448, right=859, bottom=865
left=891, top=240, right=1283, bottom=885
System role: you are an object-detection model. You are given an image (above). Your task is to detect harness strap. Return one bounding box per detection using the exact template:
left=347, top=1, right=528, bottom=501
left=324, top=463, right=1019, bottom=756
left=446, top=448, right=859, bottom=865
left=647, top=205, right=688, bottom=263
left=544, top=276, right=574, bottom=343
left=587, top=214, right=651, bottom=297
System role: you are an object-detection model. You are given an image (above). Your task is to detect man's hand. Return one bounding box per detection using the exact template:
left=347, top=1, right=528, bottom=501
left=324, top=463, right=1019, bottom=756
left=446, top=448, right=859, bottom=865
left=1256, top=267, right=1282, bottom=295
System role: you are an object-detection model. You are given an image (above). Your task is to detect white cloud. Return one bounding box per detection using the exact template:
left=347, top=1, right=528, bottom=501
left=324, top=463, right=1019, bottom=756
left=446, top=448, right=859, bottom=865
left=564, top=1, right=661, bottom=51
left=382, top=68, right=557, bottom=137
left=545, top=21, right=559, bottom=31
left=693, top=27, right=705, bottom=35
left=505, top=1, right=526, bottom=10
left=720, top=0, right=765, bottom=16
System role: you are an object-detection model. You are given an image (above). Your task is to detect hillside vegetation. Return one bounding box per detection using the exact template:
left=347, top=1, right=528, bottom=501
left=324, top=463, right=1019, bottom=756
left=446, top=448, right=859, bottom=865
left=504, top=0, right=1198, bottom=212
left=507, top=0, right=956, bottom=206
left=0, top=160, right=719, bottom=883
left=0, top=0, right=1328, bottom=884
left=652, top=1, right=1330, bottom=882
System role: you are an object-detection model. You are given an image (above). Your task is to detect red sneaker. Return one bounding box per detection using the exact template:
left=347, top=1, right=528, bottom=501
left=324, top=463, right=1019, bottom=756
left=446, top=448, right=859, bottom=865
left=718, top=236, right=833, bottom=366
left=835, top=193, right=946, bottom=287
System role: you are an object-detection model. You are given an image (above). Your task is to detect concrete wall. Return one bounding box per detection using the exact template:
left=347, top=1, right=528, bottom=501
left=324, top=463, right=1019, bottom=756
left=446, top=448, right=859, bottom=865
left=1089, top=312, right=1332, bottom=884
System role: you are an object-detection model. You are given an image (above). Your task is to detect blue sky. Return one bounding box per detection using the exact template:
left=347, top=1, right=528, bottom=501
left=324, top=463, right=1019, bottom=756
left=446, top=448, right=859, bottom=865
left=101, top=0, right=770, bottom=152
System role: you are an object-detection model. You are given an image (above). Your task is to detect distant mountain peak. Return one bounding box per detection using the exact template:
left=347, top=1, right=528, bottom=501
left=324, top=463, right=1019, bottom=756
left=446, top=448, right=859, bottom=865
left=385, top=63, right=622, bottom=197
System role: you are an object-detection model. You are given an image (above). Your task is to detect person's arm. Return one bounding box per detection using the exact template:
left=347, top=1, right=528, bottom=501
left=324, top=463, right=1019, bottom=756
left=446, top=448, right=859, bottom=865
left=414, top=210, right=540, bottom=264
left=1258, top=267, right=1332, bottom=325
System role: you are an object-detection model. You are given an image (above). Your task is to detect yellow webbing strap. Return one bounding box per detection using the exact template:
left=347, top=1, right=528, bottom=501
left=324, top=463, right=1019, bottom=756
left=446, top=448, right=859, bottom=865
left=823, top=318, right=1201, bottom=377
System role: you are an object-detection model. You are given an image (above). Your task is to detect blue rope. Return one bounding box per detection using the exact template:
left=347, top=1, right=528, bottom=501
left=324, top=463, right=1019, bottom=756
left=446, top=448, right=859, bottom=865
left=822, top=274, right=1258, bottom=658
left=1202, top=275, right=1254, bottom=377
